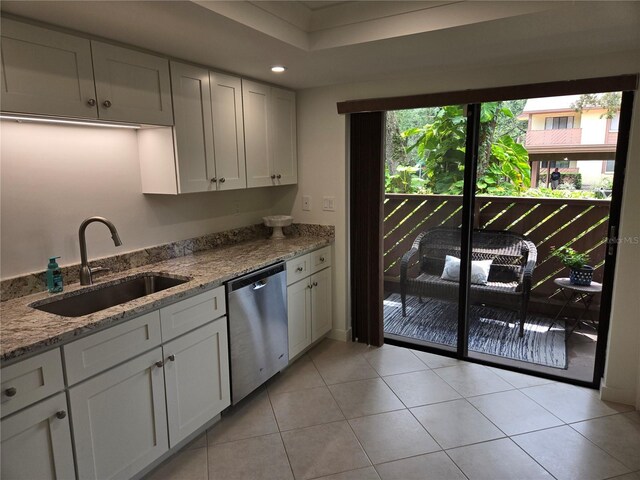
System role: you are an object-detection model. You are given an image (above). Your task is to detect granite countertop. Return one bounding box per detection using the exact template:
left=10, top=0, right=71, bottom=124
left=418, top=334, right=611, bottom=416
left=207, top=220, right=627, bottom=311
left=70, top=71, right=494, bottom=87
left=1, top=235, right=331, bottom=363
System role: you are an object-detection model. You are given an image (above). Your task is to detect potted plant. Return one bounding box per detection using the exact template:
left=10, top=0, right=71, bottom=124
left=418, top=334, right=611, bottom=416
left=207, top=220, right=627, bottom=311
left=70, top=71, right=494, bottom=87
left=550, top=246, right=594, bottom=286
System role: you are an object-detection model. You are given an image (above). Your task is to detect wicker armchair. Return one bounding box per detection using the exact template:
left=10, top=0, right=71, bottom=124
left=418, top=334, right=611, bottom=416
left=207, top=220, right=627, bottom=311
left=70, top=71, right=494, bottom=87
left=400, top=227, right=537, bottom=337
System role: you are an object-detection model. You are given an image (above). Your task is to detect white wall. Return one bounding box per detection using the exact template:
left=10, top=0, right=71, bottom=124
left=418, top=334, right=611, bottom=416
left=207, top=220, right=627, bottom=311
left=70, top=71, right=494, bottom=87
left=0, top=121, right=295, bottom=278
left=294, top=48, right=640, bottom=406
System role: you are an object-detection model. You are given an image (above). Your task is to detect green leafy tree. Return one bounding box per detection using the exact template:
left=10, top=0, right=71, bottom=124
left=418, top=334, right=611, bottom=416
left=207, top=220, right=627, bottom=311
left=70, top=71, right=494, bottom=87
left=570, top=92, right=621, bottom=119
left=394, top=103, right=530, bottom=195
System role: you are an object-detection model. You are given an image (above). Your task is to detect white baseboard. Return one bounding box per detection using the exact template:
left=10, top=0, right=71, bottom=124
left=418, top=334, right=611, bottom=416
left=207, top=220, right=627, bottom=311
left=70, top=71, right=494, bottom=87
left=328, top=328, right=352, bottom=342
left=600, top=379, right=638, bottom=407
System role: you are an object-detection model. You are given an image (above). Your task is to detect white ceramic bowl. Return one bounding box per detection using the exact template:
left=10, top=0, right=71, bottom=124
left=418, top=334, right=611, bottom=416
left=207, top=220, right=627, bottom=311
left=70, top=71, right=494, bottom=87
left=263, top=215, right=293, bottom=239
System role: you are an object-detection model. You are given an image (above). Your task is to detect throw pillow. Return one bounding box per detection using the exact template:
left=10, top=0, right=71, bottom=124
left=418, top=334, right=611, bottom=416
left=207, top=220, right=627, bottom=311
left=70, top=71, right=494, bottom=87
left=441, top=255, right=492, bottom=285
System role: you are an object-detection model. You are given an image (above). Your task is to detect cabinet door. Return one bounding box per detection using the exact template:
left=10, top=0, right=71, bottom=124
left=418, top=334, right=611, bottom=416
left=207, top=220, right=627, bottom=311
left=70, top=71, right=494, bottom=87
left=92, top=41, right=173, bottom=125
left=270, top=87, right=298, bottom=185
left=171, top=62, right=216, bottom=193
left=210, top=72, right=247, bottom=190
left=70, top=348, right=168, bottom=480
left=1, top=393, right=75, bottom=480
left=243, top=80, right=273, bottom=188
left=311, top=267, right=332, bottom=342
left=0, top=18, right=97, bottom=118
left=288, top=279, right=312, bottom=360
left=163, top=318, right=230, bottom=446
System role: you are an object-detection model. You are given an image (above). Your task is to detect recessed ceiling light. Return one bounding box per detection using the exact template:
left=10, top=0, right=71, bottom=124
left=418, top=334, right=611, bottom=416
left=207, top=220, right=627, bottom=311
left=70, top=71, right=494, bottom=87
left=271, top=66, right=287, bottom=73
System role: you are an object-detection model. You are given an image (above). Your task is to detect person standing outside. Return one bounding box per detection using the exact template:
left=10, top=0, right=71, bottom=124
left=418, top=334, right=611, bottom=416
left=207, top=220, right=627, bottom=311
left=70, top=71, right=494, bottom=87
left=550, top=167, right=561, bottom=189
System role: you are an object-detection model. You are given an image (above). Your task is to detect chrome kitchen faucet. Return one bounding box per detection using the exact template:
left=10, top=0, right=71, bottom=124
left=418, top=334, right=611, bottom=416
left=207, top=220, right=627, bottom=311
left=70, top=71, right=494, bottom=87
left=79, top=216, right=122, bottom=286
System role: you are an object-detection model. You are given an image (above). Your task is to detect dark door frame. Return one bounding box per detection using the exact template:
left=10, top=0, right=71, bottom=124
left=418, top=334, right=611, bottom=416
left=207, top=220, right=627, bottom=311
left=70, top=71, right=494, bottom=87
left=346, top=77, right=637, bottom=388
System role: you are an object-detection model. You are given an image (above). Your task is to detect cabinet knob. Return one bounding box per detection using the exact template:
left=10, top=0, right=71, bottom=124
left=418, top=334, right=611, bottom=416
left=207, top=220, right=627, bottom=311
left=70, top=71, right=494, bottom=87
left=219, top=178, right=226, bottom=183
left=313, top=281, right=318, bottom=287
left=155, top=360, right=164, bottom=368
left=210, top=177, right=217, bottom=183
left=276, top=174, right=282, bottom=179
left=319, top=256, right=325, bottom=262
left=103, top=100, right=112, bottom=108
left=307, top=284, right=313, bottom=289
left=271, top=174, right=276, bottom=180
left=87, top=98, right=96, bottom=107
left=4, top=387, right=17, bottom=397
left=56, top=410, right=67, bottom=420
left=296, top=266, right=303, bottom=272
left=168, top=355, right=175, bottom=362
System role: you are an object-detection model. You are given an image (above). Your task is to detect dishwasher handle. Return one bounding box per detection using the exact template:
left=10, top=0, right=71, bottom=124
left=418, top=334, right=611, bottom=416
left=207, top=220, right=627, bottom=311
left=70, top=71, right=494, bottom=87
left=227, top=262, right=285, bottom=292
left=253, top=279, right=268, bottom=290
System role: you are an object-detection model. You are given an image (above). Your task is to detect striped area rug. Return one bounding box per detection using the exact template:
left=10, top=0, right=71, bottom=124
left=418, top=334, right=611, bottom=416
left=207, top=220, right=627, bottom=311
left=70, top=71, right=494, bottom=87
left=384, top=294, right=567, bottom=369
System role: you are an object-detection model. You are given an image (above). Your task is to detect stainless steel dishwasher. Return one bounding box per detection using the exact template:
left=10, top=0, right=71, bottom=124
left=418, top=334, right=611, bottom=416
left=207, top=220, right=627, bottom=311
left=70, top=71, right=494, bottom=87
left=227, top=262, right=288, bottom=404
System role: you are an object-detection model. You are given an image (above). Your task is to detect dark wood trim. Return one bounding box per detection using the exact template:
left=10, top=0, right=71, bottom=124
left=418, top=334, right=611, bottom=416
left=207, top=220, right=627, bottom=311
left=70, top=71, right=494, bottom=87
left=337, top=74, right=638, bottom=114
left=349, top=112, right=385, bottom=346
left=457, top=104, right=481, bottom=357
left=592, top=90, right=635, bottom=387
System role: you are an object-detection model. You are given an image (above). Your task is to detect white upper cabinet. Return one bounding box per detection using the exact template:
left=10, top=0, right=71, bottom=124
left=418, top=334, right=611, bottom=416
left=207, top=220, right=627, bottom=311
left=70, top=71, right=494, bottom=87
left=0, top=18, right=98, bottom=118
left=170, top=61, right=216, bottom=193
left=92, top=41, right=173, bottom=125
left=243, top=80, right=273, bottom=188
left=270, top=87, right=298, bottom=185
left=243, top=80, right=298, bottom=188
left=210, top=72, right=247, bottom=190
left=0, top=19, right=173, bottom=125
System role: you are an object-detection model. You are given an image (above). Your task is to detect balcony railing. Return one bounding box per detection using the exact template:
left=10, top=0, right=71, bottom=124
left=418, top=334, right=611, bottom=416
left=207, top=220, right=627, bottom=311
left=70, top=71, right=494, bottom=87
left=383, top=194, right=611, bottom=313
left=525, top=128, right=582, bottom=146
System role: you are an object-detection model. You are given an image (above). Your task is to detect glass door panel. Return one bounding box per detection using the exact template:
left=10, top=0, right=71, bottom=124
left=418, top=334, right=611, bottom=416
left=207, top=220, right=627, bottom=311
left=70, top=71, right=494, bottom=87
left=383, top=106, right=466, bottom=352
left=467, top=95, right=622, bottom=382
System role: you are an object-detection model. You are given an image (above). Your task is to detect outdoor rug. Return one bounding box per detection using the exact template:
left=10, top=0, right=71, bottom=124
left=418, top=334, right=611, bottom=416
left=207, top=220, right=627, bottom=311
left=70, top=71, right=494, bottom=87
left=384, top=293, right=567, bottom=369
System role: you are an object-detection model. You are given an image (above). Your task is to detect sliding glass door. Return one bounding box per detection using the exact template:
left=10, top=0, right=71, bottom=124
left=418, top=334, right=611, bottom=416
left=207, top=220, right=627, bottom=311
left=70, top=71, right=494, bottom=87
left=381, top=90, right=630, bottom=385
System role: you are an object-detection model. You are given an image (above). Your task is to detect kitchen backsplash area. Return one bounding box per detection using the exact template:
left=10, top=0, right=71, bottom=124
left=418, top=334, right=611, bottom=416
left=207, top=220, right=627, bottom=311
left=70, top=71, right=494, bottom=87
left=1, top=223, right=334, bottom=301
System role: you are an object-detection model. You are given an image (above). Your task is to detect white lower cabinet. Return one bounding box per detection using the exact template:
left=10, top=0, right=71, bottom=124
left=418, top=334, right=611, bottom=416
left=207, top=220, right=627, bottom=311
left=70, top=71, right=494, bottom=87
left=70, top=348, right=168, bottom=480
left=287, top=266, right=332, bottom=359
left=1, top=392, right=75, bottom=480
left=164, top=318, right=230, bottom=446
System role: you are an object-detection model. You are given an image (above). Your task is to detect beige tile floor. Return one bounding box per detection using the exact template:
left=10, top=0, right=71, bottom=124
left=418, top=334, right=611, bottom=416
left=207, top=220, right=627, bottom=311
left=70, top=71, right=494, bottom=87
left=145, top=339, right=640, bottom=480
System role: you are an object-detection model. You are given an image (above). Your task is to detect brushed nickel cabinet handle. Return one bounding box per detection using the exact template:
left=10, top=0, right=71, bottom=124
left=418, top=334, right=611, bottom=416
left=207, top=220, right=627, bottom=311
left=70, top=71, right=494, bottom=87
left=56, top=411, right=67, bottom=420
left=103, top=100, right=112, bottom=108
left=5, top=387, right=17, bottom=397
left=319, top=256, right=325, bottom=262
left=296, top=266, right=303, bottom=272
left=307, top=284, right=313, bottom=289
left=168, top=355, right=175, bottom=362
left=219, top=178, right=226, bottom=183
left=276, top=174, right=282, bottom=179
left=313, top=281, right=318, bottom=287
left=210, top=177, right=217, bottom=183
left=271, top=174, right=276, bottom=180
left=87, top=98, right=96, bottom=106
left=155, top=360, right=164, bottom=368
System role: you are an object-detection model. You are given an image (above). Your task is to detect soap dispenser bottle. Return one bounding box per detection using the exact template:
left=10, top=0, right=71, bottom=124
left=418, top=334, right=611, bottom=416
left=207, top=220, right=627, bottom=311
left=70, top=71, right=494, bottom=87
left=46, top=256, right=63, bottom=293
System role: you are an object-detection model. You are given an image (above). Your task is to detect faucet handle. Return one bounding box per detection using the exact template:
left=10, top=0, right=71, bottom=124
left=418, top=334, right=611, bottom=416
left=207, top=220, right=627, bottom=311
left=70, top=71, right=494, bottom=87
left=90, top=266, right=111, bottom=277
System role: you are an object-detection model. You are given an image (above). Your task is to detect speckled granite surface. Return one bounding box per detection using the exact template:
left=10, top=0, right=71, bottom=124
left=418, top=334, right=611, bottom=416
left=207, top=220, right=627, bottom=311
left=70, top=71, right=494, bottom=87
left=1, top=232, right=333, bottom=363
left=1, top=223, right=333, bottom=302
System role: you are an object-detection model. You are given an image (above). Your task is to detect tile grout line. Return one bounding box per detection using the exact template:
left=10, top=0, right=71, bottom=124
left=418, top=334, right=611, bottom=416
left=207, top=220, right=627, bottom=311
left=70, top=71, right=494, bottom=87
left=264, top=384, right=297, bottom=480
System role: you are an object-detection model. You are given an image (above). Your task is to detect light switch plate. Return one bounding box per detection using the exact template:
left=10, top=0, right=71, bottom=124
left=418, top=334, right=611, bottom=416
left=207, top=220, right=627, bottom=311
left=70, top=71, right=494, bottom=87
left=302, top=195, right=311, bottom=211
left=322, top=196, right=335, bottom=211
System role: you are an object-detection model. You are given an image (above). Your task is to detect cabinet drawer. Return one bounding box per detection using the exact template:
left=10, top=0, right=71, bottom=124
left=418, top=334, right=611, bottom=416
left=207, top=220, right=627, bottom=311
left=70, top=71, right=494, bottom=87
left=286, top=254, right=310, bottom=286
left=1, top=349, right=64, bottom=418
left=160, top=287, right=225, bottom=341
left=310, top=246, right=332, bottom=274
left=63, top=311, right=161, bottom=385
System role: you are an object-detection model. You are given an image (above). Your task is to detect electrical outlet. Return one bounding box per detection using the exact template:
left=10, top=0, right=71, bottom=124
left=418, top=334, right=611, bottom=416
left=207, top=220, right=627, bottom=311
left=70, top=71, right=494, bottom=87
left=322, top=196, right=335, bottom=211
left=302, top=195, right=311, bottom=211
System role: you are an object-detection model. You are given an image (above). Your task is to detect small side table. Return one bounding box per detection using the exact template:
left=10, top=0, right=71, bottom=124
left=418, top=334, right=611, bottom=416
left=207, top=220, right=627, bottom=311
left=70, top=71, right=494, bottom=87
left=548, top=278, right=602, bottom=339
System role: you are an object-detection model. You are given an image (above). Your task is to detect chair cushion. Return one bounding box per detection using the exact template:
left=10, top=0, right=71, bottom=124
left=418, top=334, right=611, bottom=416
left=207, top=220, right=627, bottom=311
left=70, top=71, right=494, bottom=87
left=440, top=255, right=492, bottom=285
left=413, top=273, right=520, bottom=294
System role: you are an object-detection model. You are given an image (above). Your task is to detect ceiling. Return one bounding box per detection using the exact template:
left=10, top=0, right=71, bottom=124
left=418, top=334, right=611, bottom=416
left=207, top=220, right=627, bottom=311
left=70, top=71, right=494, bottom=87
left=1, top=1, right=638, bottom=90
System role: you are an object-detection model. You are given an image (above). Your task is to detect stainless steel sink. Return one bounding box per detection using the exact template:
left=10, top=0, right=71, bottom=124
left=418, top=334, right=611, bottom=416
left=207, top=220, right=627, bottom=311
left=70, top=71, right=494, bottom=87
left=31, top=274, right=190, bottom=317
